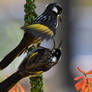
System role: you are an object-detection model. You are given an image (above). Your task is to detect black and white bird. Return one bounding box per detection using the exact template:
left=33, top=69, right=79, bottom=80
left=0, top=3, right=62, bottom=70
left=0, top=40, right=62, bottom=92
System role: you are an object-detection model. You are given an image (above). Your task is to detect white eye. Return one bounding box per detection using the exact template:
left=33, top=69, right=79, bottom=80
left=52, top=7, right=58, bottom=13
left=52, top=57, right=57, bottom=63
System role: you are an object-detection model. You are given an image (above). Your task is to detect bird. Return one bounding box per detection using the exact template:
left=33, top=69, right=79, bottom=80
left=18, top=40, right=62, bottom=76
left=0, top=40, right=62, bottom=91
left=0, top=3, right=62, bottom=70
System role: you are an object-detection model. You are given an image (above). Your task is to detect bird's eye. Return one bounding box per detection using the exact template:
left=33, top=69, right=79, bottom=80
left=52, top=7, right=58, bottom=13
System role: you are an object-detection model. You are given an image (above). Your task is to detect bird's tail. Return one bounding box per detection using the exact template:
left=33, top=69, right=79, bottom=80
left=0, top=44, right=25, bottom=70
left=0, top=71, right=23, bottom=92
left=0, top=33, right=34, bottom=70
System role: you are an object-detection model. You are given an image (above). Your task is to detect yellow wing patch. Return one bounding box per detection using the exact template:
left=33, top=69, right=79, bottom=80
left=27, top=24, right=54, bottom=36
left=27, top=24, right=49, bottom=31
left=28, top=52, right=38, bottom=61
left=36, top=71, right=43, bottom=74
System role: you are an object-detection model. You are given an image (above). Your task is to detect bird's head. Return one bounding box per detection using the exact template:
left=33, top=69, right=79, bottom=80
left=45, top=3, right=62, bottom=16
left=45, top=3, right=62, bottom=22
left=51, top=40, right=62, bottom=63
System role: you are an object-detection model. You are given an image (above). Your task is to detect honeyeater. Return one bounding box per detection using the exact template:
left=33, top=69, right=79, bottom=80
left=0, top=3, right=62, bottom=70
left=0, top=40, right=62, bottom=91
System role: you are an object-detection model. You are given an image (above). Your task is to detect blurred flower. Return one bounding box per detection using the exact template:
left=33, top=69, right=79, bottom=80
left=9, top=83, right=24, bottom=92
left=74, top=67, right=92, bottom=92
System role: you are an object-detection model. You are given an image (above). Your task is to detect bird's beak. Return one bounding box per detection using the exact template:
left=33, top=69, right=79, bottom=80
left=58, top=40, right=63, bottom=49
left=58, top=14, right=62, bottom=22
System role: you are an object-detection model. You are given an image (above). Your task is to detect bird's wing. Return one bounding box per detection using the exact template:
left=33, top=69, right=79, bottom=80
left=21, top=24, right=54, bottom=40
left=33, top=13, right=48, bottom=23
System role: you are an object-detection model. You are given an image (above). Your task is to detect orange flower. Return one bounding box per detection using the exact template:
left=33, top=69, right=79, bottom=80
left=74, top=67, right=92, bottom=92
left=9, top=83, right=24, bottom=92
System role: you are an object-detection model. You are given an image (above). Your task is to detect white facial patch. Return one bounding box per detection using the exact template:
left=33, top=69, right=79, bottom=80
left=52, top=57, right=57, bottom=63
left=52, top=7, right=58, bottom=13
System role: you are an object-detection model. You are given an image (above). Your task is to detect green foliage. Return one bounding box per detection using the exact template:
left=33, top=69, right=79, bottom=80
left=24, top=0, right=44, bottom=92
left=24, top=0, right=37, bottom=26
left=27, top=45, right=36, bottom=52
left=30, top=76, right=43, bottom=92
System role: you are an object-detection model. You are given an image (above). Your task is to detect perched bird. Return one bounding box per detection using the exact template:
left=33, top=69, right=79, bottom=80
left=0, top=3, right=62, bottom=70
left=0, top=40, right=62, bottom=91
